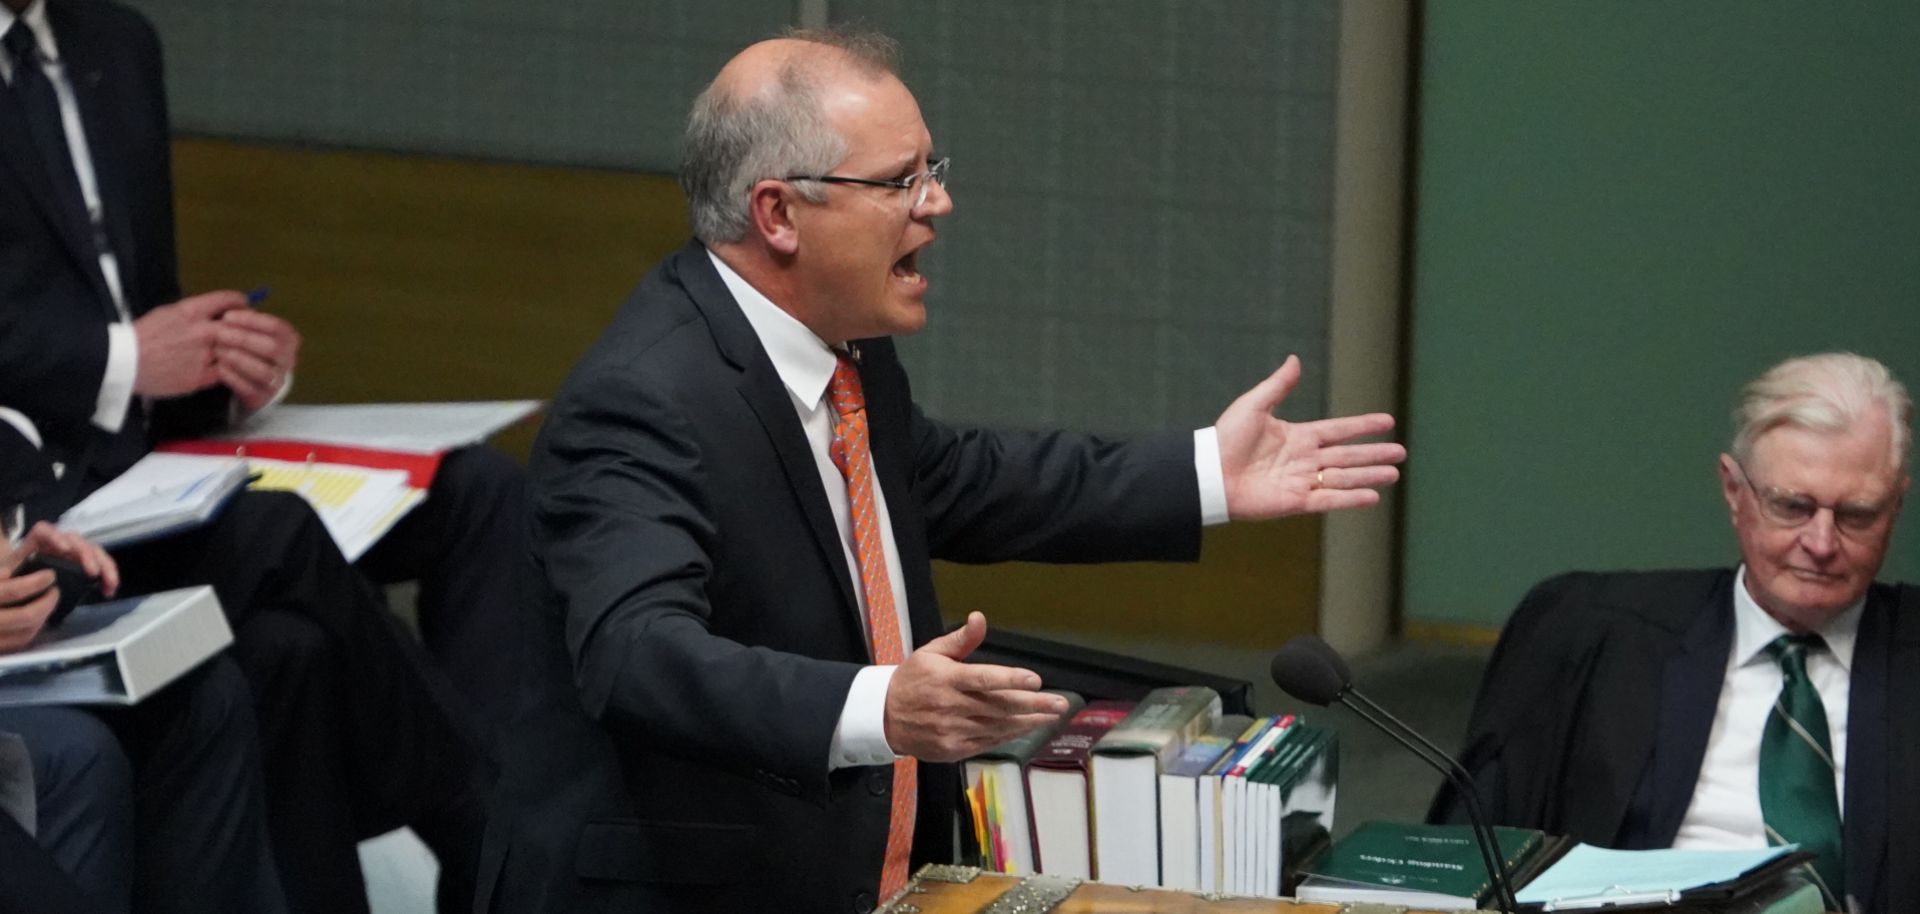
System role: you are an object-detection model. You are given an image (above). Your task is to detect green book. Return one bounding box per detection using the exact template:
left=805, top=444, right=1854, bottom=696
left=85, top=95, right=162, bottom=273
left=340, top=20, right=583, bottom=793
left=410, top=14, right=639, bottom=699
left=1295, top=820, right=1545, bottom=909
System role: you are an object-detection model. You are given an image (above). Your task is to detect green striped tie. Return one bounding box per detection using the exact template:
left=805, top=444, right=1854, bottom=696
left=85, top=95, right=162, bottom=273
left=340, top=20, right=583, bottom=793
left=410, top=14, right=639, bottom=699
left=1759, top=634, right=1844, bottom=908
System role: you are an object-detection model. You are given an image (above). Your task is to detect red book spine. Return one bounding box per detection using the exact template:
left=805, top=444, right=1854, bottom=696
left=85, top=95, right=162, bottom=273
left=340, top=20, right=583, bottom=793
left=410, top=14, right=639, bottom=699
left=1028, top=701, right=1135, bottom=773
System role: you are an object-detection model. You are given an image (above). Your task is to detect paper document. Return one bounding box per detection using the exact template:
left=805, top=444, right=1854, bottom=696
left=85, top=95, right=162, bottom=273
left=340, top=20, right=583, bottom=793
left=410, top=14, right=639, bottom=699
left=1516, top=843, right=1796, bottom=907
left=247, top=457, right=424, bottom=562
left=60, top=454, right=251, bottom=547
left=220, top=401, right=541, bottom=454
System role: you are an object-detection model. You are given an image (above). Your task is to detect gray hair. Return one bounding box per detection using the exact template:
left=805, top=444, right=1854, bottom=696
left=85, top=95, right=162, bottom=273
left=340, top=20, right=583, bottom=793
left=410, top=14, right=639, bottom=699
left=1731, top=352, right=1913, bottom=472
left=679, top=27, right=902, bottom=244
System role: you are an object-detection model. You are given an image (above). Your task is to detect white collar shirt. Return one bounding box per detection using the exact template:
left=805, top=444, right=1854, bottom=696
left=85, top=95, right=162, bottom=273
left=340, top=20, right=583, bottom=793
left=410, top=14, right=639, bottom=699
left=1673, top=564, right=1859, bottom=850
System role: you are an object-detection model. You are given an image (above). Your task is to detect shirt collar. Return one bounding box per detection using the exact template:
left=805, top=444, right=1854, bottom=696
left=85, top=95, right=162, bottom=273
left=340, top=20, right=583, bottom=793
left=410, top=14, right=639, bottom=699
left=2, top=0, right=62, bottom=68
left=1730, top=564, right=1862, bottom=672
left=705, top=248, right=839, bottom=412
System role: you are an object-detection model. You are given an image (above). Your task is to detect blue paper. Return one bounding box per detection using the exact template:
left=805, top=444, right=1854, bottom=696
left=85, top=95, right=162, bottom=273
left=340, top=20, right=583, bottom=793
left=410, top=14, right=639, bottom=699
left=1516, top=843, right=1796, bottom=908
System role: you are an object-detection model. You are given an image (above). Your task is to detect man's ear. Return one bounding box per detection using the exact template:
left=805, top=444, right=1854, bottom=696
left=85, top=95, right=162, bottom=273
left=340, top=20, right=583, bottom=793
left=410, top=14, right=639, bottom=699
left=747, top=179, right=801, bottom=255
left=1717, top=453, right=1744, bottom=523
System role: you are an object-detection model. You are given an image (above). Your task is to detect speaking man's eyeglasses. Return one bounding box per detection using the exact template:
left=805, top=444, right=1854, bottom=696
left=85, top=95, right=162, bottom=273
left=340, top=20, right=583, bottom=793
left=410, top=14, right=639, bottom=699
left=786, top=157, right=950, bottom=210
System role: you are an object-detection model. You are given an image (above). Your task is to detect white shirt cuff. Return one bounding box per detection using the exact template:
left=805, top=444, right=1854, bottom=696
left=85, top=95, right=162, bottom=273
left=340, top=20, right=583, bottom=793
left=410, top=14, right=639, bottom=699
left=92, top=322, right=138, bottom=433
left=828, top=664, right=900, bottom=769
left=0, top=409, right=42, bottom=450
left=1194, top=426, right=1229, bottom=526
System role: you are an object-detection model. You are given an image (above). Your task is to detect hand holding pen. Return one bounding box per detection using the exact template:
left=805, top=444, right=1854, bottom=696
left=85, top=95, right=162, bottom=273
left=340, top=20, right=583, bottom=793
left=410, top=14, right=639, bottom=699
left=215, top=286, right=302, bottom=413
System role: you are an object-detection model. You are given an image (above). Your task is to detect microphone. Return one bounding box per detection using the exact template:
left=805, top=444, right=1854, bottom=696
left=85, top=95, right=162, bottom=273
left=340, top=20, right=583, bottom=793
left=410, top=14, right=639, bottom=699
left=1270, top=636, right=1519, bottom=913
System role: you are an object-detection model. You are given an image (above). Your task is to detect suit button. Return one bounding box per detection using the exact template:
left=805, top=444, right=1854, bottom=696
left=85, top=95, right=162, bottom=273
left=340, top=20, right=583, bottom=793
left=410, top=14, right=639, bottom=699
left=867, top=769, right=889, bottom=796
left=852, top=889, right=876, bottom=913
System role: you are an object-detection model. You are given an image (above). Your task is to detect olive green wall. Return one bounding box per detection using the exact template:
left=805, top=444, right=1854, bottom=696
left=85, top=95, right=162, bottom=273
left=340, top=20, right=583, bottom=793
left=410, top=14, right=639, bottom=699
left=1403, top=2, right=1920, bottom=629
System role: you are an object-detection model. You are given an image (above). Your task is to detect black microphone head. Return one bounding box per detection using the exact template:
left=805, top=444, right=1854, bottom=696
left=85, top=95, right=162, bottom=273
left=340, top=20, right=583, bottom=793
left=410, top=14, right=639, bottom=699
left=1295, top=633, right=1355, bottom=688
left=1270, top=636, right=1349, bottom=706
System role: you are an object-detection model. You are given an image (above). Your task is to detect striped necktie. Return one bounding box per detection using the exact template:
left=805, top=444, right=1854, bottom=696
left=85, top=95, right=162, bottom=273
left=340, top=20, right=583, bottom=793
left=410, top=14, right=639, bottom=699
left=1758, top=633, right=1845, bottom=908
left=827, top=353, right=917, bottom=901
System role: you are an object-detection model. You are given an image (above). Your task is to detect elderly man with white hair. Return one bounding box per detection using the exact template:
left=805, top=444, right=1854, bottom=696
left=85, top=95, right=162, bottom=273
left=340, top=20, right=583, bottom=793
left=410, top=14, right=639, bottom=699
left=1431, top=352, right=1918, bottom=914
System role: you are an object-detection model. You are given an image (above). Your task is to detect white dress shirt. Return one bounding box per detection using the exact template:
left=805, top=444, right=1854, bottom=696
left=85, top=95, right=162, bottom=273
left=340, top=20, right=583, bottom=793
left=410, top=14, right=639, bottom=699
left=2, top=0, right=136, bottom=434
left=1672, top=565, right=1858, bottom=850
left=708, top=251, right=1229, bottom=769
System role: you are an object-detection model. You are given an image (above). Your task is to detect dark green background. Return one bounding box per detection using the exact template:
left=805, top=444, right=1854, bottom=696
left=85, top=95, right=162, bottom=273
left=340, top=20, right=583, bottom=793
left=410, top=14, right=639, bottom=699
left=1404, top=2, right=1920, bottom=626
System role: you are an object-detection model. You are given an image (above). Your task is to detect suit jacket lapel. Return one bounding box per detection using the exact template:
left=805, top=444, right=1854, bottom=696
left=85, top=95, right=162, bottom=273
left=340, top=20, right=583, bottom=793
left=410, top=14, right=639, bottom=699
left=1843, top=583, right=1897, bottom=911
left=674, top=244, right=864, bottom=643
left=1641, top=573, right=1735, bottom=846
left=0, top=88, right=103, bottom=294
left=50, top=4, right=138, bottom=309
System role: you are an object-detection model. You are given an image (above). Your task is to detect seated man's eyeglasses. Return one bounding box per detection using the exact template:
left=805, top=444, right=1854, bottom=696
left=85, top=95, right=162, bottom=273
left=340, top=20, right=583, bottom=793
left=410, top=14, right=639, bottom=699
left=1732, top=458, right=1899, bottom=536
left=786, top=157, right=950, bottom=210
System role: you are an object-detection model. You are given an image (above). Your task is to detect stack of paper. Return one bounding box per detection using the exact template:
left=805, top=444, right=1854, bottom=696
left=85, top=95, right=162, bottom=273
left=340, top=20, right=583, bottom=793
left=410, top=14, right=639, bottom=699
left=59, top=454, right=251, bottom=548
left=246, top=457, right=424, bottom=562
left=215, top=401, right=541, bottom=454
left=153, top=400, right=542, bottom=558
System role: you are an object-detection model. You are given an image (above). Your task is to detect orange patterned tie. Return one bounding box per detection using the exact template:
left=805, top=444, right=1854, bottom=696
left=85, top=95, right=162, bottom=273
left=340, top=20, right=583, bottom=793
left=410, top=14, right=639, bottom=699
left=827, top=353, right=917, bottom=900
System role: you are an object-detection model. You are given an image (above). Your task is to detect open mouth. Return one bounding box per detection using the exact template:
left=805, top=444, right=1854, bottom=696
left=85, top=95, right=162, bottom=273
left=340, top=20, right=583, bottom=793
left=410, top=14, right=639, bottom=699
left=891, top=248, right=922, bottom=282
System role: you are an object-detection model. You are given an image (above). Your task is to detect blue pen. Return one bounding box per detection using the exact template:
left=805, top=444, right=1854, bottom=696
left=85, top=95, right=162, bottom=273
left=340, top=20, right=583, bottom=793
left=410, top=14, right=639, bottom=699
left=246, top=286, right=270, bottom=307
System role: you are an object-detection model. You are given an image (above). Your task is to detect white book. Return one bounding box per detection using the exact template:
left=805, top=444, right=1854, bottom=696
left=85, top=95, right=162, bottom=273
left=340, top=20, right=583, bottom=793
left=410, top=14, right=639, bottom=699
left=1088, top=687, right=1220, bottom=886
left=1156, top=714, right=1248, bottom=891
left=0, top=587, right=232, bottom=706
left=59, top=454, right=250, bottom=548
left=1026, top=766, right=1092, bottom=879
left=1156, top=769, right=1199, bottom=890
left=1197, top=772, right=1223, bottom=892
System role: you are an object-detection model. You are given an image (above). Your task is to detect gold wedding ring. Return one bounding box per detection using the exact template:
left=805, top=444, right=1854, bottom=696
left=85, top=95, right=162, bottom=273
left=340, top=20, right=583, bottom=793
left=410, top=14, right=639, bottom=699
left=1316, top=469, right=1326, bottom=488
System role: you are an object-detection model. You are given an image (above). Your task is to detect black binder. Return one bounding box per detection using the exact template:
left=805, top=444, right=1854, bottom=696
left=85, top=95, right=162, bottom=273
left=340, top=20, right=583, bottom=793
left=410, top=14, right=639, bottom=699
left=969, top=627, right=1256, bottom=716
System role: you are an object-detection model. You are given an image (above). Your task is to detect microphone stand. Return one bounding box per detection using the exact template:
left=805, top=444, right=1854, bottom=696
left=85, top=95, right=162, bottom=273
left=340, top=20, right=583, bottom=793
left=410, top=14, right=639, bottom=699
left=1336, top=688, right=1520, bottom=913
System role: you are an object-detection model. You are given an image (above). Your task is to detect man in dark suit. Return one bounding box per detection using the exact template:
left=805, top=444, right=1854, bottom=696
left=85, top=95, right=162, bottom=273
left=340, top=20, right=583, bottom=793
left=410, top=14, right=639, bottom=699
left=483, top=28, right=1406, bottom=914
left=2, top=0, right=519, bottom=910
left=0, top=482, right=288, bottom=911
left=0, top=0, right=532, bottom=724
left=1433, top=352, right=1917, bottom=914
left=0, top=409, right=484, bottom=913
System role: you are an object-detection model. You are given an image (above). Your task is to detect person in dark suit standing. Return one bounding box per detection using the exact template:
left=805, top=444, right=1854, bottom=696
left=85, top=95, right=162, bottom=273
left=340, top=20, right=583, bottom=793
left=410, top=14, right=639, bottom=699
left=484, top=27, right=1406, bottom=914
left=0, top=0, right=525, bottom=911
left=1432, top=352, right=1917, bottom=914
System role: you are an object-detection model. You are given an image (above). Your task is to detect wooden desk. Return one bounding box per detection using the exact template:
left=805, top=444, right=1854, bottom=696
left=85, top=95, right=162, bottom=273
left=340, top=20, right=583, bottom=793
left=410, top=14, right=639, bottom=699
left=880, top=866, right=1417, bottom=914
left=879, top=865, right=1828, bottom=914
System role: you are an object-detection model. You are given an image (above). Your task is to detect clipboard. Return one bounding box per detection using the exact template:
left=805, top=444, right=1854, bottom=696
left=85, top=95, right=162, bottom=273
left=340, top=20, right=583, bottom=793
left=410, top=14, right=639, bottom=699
left=1520, top=849, right=1816, bottom=912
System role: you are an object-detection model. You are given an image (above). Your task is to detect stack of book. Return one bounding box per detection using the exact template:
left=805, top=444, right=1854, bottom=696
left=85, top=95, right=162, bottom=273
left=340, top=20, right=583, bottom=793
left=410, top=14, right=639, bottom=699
left=961, top=687, right=1337, bottom=896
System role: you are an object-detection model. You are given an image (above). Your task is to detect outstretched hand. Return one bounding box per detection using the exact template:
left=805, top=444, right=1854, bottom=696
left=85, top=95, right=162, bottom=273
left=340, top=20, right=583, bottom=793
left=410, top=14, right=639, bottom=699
left=1217, top=356, right=1406, bottom=520
left=883, top=612, right=1069, bottom=763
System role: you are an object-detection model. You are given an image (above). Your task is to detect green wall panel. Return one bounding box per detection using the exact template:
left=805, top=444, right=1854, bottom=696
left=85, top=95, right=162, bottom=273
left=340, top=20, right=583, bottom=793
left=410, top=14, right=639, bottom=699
left=1404, top=2, right=1920, bottom=627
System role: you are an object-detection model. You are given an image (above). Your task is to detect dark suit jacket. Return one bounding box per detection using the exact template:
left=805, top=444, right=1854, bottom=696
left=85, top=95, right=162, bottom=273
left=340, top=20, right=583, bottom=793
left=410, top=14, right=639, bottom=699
left=1430, top=569, right=1920, bottom=914
left=0, top=0, right=225, bottom=503
left=481, top=241, right=1203, bottom=914
left=0, top=421, right=55, bottom=522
